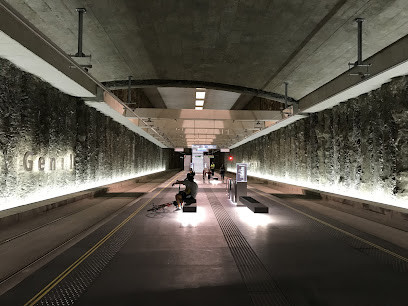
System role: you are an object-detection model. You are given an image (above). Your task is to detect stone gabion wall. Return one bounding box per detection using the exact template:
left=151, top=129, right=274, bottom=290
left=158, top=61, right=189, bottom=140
left=0, top=58, right=177, bottom=209
left=227, top=76, right=408, bottom=206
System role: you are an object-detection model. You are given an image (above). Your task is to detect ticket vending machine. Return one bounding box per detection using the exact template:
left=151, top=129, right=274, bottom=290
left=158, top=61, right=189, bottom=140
left=227, top=164, right=248, bottom=205
left=235, top=163, right=248, bottom=205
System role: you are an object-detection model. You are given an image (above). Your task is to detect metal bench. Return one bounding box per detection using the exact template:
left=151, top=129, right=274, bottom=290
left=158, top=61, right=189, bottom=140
left=239, top=196, right=268, bottom=213
left=183, top=203, right=197, bottom=212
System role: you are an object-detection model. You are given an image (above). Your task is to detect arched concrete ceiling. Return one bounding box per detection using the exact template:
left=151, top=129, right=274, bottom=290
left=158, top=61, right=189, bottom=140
left=6, top=0, right=408, bottom=103
left=4, top=0, right=408, bottom=148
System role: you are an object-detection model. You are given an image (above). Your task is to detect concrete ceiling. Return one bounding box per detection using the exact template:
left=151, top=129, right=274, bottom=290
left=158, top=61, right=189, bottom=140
left=7, top=0, right=408, bottom=100
left=5, top=0, right=408, bottom=148
left=157, top=87, right=240, bottom=109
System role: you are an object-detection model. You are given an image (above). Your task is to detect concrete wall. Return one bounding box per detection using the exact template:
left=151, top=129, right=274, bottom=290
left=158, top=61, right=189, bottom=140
left=0, top=58, right=178, bottom=210
left=227, top=76, right=408, bottom=208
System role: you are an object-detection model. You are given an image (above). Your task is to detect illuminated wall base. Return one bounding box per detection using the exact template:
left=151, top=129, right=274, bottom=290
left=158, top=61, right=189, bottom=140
left=1, top=168, right=165, bottom=211
left=226, top=76, right=408, bottom=210
left=227, top=168, right=406, bottom=209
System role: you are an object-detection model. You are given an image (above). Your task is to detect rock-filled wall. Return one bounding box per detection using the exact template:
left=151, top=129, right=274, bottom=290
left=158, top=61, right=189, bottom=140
left=227, top=76, right=408, bottom=208
left=0, top=58, right=179, bottom=210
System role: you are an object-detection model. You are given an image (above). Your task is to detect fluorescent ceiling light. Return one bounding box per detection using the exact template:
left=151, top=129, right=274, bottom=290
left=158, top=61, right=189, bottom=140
left=195, top=106, right=203, bottom=110
left=195, top=100, right=204, bottom=106
left=196, top=92, right=205, bottom=99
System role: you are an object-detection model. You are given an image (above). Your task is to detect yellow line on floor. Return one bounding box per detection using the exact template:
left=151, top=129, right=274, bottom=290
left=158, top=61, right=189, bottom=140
left=251, top=187, right=408, bottom=263
left=25, top=174, right=180, bottom=306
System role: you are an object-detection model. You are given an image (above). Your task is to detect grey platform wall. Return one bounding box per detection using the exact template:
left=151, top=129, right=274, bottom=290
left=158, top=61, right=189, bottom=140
left=0, top=58, right=178, bottom=209
left=227, top=76, right=408, bottom=207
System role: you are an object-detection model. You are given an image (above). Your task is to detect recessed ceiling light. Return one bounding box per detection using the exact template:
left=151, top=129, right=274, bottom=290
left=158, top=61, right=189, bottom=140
left=195, top=106, right=203, bottom=110
left=195, top=100, right=204, bottom=106
left=196, top=92, right=205, bottom=99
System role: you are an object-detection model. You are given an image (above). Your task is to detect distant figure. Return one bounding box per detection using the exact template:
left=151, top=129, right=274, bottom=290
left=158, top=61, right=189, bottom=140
left=220, top=164, right=225, bottom=182
left=210, top=162, right=215, bottom=176
left=203, top=167, right=209, bottom=180
left=172, top=173, right=198, bottom=210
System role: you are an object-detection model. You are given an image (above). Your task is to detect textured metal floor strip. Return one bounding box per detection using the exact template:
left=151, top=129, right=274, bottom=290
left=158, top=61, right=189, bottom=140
left=204, top=188, right=290, bottom=306
left=37, top=217, right=138, bottom=306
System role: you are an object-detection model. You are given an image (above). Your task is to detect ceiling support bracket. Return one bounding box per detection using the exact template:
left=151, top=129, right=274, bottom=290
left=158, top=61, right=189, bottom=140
left=69, top=8, right=92, bottom=71
left=281, top=82, right=299, bottom=118
left=348, top=18, right=371, bottom=78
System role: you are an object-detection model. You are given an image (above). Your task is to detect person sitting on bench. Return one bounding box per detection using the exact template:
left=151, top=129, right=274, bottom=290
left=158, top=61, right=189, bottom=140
left=187, top=168, right=195, bottom=179
left=172, top=173, right=198, bottom=210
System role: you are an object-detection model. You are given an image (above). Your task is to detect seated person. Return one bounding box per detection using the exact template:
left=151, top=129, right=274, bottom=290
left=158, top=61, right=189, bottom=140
left=172, top=173, right=198, bottom=210
left=188, top=168, right=195, bottom=178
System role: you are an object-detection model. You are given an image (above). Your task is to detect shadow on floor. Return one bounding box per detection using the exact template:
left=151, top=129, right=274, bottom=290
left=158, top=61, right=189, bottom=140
left=271, top=193, right=322, bottom=200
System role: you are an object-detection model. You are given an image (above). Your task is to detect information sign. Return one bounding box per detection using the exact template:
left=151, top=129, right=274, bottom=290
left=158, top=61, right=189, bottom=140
left=236, top=163, right=247, bottom=182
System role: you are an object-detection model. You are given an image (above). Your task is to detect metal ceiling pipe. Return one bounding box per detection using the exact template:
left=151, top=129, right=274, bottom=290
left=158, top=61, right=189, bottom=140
left=127, top=76, right=132, bottom=105
left=356, top=18, right=364, bottom=65
left=75, top=8, right=86, bottom=57
left=284, top=82, right=289, bottom=109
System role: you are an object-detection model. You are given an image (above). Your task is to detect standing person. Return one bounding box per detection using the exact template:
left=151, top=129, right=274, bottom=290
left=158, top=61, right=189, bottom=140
left=203, top=167, right=208, bottom=181
left=220, top=164, right=225, bottom=182
left=172, top=173, right=198, bottom=211
left=210, top=161, right=215, bottom=176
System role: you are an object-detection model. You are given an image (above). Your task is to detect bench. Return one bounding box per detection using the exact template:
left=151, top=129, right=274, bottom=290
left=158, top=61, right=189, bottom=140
left=239, top=196, right=268, bottom=213
left=183, top=203, right=197, bottom=212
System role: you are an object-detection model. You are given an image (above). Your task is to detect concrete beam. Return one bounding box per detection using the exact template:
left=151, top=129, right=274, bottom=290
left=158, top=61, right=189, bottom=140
left=104, top=79, right=298, bottom=104
left=300, top=33, right=408, bottom=113
left=230, top=114, right=308, bottom=149
left=230, top=94, right=255, bottom=110
left=142, top=88, right=167, bottom=108
left=125, top=108, right=282, bottom=121
left=84, top=89, right=169, bottom=148
left=133, top=119, right=267, bottom=131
